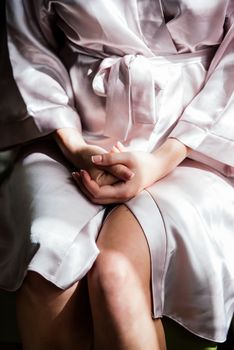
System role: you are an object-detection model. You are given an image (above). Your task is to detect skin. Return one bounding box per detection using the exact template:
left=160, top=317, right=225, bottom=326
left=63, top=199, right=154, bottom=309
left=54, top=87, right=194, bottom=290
left=54, top=128, right=135, bottom=186
left=88, top=204, right=166, bottom=350
left=55, top=128, right=190, bottom=203
left=18, top=127, right=190, bottom=350
left=72, top=136, right=190, bottom=205
left=17, top=273, right=93, bottom=350
left=56, top=128, right=190, bottom=350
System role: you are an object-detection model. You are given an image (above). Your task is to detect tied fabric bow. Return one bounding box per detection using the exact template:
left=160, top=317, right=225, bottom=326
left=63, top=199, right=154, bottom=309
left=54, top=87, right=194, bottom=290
left=92, top=54, right=165, bottom=141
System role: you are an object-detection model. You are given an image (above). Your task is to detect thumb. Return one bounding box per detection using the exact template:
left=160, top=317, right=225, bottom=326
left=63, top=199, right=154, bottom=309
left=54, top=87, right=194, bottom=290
left=91, top=152, right=130, bottom=166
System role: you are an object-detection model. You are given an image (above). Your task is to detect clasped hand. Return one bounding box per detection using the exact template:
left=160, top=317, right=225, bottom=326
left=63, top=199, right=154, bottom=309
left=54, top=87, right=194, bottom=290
left=72, top=137, right=190, bottom=204
left=73, top=142, right=162, bottom=204
left=54, top=128, right=134, bottom=188
left=55, top=129, right=189, bottom=205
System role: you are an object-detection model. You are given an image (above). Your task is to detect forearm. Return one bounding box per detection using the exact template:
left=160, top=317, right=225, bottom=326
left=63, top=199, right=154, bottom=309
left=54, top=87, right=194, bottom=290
left=54, top=127, right=86, bottom=150
left=53, top=127, right=87, bottom=163
left=151, top=138, right=191, bottom=180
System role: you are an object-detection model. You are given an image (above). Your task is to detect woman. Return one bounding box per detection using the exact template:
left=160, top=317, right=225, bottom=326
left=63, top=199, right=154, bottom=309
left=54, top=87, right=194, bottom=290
left=1, top=0, right=234, bottom=349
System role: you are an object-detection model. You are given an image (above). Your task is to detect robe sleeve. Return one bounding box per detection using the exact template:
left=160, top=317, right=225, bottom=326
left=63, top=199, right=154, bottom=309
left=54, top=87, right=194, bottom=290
left=1, top=0, right=81, bottom=150
left=170, top=6, right=234, bottom=176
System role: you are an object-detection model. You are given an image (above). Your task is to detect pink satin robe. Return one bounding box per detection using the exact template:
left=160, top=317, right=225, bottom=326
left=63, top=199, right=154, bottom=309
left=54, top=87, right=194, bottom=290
left=1, top=0, right=234, bottom=343
left=2, top=0, right=234, bottom=176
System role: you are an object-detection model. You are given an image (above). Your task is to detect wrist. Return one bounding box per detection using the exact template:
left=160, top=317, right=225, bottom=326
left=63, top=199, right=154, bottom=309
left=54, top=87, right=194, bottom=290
left=165, top=137, right=190, bottom=158
left=54, top=128, right=87, bottom=152
left=154, top=138, right=190, bottom=160
left=151, top=138, right=190, bottom=179
left=54, top=128, right=89, bottom=167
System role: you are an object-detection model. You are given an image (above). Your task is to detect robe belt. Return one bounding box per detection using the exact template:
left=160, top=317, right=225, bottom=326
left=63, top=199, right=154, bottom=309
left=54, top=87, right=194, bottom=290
left=91, top=50, right=214, bottom=141
left=92, top=54, right=161, bottom=140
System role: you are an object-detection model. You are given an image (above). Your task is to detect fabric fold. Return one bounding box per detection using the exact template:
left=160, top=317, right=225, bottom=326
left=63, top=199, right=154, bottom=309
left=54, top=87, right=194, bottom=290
left=2, top=0, right=82, bottom=150
left=170, top=8, right=234, bottom=175
left=92, top=55, right=158, bottom=140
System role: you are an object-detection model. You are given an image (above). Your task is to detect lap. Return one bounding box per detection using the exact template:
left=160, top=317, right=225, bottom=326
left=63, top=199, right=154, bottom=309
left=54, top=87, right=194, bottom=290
left=0, top=139, right=104, bottom=290
left=1, top=140, right=233, bottom=341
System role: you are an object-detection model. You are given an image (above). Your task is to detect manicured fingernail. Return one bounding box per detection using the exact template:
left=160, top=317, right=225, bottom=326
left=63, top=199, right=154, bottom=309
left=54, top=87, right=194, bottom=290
left=80, top=169, right=85, bottom=175
left=72, top=172, right=80, bottom=181
left=72, top=172, right=79, bottom=177
left=92, top=155, right=102, bottom=163
left=126, top=172, right=135, bottom=180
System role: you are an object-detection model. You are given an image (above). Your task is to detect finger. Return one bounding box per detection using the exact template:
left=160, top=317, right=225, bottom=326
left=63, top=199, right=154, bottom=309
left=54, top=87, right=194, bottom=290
left=73, top=172, right=113, bottom=204
left=80, top=170, right=136, bottom=202
left=91, top=152, right=132, bottom=167
left=111, top=145, right=120, bottom=153
left=72, top=171, right=80, bottom=184
left=116, top=141, right=126, bottom=152
left=78, top=171, right=123, bottom=204
left=95, top=171, right=119, bottom=186
left=108, top=164, right=135, bottom=181
left=80, top=169, right=104, bottom=198
left=72, top=172, right=94, bottom=200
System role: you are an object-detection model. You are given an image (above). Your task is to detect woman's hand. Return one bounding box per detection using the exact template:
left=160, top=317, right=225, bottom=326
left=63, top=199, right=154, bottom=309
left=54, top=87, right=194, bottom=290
left=54, top=128, right=134, bottom=186
left=73, top=138, right=190, bottom=204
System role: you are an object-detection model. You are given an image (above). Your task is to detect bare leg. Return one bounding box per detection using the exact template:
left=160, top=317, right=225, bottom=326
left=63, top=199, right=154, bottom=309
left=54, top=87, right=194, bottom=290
left=16, top=272, right=93, bottom=350
left=88, top=205, right=166, bottom=350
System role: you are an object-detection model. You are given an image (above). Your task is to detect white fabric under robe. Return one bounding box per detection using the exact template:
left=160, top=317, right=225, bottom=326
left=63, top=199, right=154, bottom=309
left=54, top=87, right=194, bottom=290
left=0, top=0, right=234, bottom=343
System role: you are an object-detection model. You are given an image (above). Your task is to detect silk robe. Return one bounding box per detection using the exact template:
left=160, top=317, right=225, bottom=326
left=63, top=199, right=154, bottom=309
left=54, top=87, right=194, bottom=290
left=1, top=0, right=234, bottom=343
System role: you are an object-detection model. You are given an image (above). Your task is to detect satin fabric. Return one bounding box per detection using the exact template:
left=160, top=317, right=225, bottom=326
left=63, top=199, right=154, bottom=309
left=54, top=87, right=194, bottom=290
left=1, top=0, right=234, bottom=343
left=3, top=0, right=234, bottom=175
left=1, top=139, right=233, bottom=343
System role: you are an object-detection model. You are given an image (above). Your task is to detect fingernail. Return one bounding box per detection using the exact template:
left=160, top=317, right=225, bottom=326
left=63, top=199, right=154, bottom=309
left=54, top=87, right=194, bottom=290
left=80, top=169, right=85, bottom=175
left=92, top=155, right=102, bottom=163
left=72, top=172, right=78, bottom=177
left=128, top=172, right=135, bottom=180
left=72, top=172, right=80, bottom=180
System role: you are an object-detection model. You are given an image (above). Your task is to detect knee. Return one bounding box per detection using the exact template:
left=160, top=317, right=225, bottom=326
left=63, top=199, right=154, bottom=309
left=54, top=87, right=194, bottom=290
left=88, top=251, right=132, bottom=299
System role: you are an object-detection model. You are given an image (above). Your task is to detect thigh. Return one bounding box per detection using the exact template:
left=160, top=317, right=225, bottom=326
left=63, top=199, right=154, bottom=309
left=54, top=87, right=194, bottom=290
left=97, top=204, right=151, bottom=290
left=17, top=272, right=93, bottom=350
left=19, top=271, right=90, bottom=322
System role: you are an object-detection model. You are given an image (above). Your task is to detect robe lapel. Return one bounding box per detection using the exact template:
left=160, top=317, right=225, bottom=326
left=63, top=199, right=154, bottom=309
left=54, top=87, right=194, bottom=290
left=137, top=0, right=178, bottom=53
